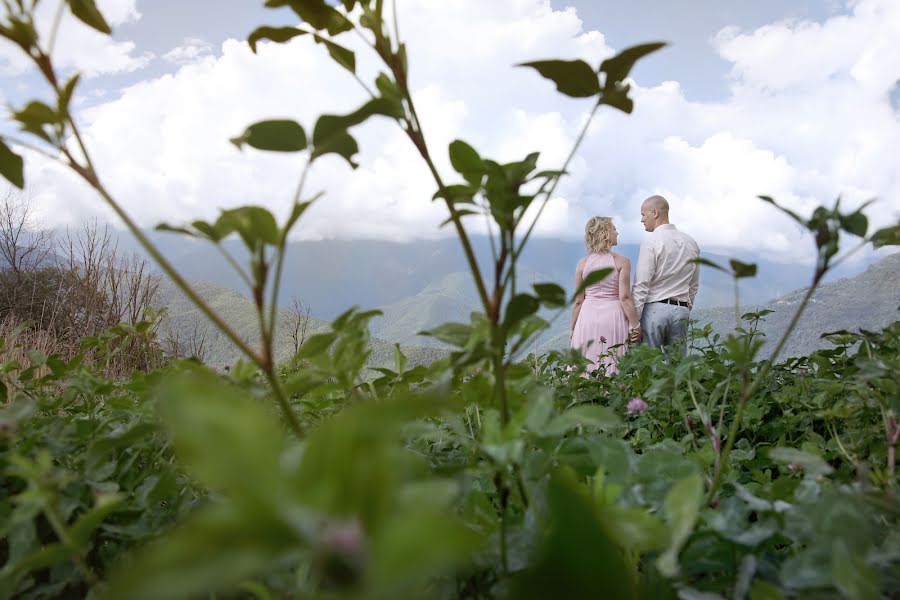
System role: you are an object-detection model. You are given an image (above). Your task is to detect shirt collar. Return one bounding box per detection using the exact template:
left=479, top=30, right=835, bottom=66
left=655, top=224, right=677, bottom=231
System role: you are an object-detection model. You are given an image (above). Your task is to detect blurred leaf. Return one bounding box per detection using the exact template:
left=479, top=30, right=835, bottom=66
left=870, top=223, right=899, bottom=247
left=231, top=119, right=307, bottom=152
left=572, top=267, right=614, bottom=299
left=312, top=98, right=404, bottom=166
left=511, top=470, right=632, bottom=599
left=534, top=282, right=566, bottom=308
left=216, top=206, right=281, bottom=248
left=599, top=42, right=667, bottom=85
left=0, top=139, right=24, bottom=189
left=832, top=539, right=879, bottom=600
left=545, top=405, right=621, bottom=436
left=749, top=580, right=788, bottom=600
left=282, top=197, right=317, bottom=240
left=503, top=294, right=540, bottom=332
left=656, top=473, right=704, bottom=577
left=247, top=25, right=306, bottom=52
left=518, top=59, right=601, bottom=98
left=448, top=140, right=484, bottom=186
left=690, top=257, right=727, bottom=273
left=758, top=195, right=805, bottom=226
left=69, top=493, right=124, bottom=549
left=311, top=129, right=359, bottom=167
left=297, top=332, right=336, bottom=359
left=264, top=0, right=352, bottom=35
left=314, top=34, right=355, bottom=73
left=57, top=73, right=81, bottom=116
left=101, top=505, right=292, bottom=600
left=599, top=505, right=667, bottom=554
left=68, top=0, right=112, bottom=34
left=768, top=447, right=833, bottom=477
left=156, top=367, right=287, bottom=508
left=840, top=210, right=868, bottom=238
left=729, top=259, right=757, bottom=279
left=371, top=512, right=480, bottom=590
left=421, top=322, right=471, bottom=347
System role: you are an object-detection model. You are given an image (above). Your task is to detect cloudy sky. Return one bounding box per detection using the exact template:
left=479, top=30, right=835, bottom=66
left=2, top=0, right=899, bottom=265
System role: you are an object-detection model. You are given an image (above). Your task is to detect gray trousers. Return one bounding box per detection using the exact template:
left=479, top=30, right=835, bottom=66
left=640, top=302, right=690, bottom=352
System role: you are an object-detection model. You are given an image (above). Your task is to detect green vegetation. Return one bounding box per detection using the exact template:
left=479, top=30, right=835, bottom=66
left=1, top=1, right=898, bottom=599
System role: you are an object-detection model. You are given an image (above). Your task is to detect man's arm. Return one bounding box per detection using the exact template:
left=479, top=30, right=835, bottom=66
left=632, top=240, right=656, bottom=318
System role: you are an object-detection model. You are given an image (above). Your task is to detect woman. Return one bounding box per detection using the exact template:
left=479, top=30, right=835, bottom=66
left=570, top=216, right=641, bottom=374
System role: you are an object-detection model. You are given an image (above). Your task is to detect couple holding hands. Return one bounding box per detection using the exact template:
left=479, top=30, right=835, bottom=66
left=570, top=195, right=700, bottom=374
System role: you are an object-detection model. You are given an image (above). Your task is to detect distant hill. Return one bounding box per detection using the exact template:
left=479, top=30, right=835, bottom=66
left=691, top=251, right=900, bottom=359
left=371, top=252, right=900, bottom=360
left=153, top=278, right=446, bottom=370
left=107, top=230, right=879, bottom=320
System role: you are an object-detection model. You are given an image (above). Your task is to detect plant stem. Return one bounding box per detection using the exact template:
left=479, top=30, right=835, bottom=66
left=706, top=280, right=821, bottom=502
left=43, top=500, right=98, bottom=586
left=264, top=366, right=304, bottom=438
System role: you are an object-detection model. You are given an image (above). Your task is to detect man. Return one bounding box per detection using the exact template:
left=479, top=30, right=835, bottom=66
left=630, top=195, right=699, bottom=351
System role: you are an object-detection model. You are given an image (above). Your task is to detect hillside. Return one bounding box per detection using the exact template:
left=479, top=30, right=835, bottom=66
left=372, top=252, right=900, bottom=359
left=153, top=279, right=446, bottom=370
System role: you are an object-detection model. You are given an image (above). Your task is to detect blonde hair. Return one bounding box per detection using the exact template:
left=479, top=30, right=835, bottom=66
left=584, top=216, right=614, bottom=253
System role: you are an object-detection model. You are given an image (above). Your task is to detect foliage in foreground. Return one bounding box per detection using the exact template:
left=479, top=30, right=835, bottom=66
left=1, top=313, right=898, bottom=599
left=1, top=0, right=899, bottom=599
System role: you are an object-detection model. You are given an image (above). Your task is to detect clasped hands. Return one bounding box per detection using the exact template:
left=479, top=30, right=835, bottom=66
left=628, top=324, right=642, bottom=344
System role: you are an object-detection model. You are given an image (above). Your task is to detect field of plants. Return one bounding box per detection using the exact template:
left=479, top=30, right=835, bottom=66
left=1, top=1, right=898, bottom=598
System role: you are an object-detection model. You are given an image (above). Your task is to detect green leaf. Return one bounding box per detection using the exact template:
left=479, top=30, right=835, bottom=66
left=432, top=184, right=476, bottom=205
left=768, top=447, right=833, bottom=477
left=371, top=512, right=480, bottom=589
left=599, top=42, right=667, bottom=86
left=749, top=580, right=788, bottom=600
left=870, top=223, right=899, bottom=247
left=420, top=322, right=471, bottom=347
left=311, top=129, right=359, bottom=167
left=599, top=505, right=668, bottom=554
left=58, top=73, right=81, bottom=117
left=13, top=101, right=60, bottom=127
left=545, top=405, right=621, bottom=436
left=831, top=539, right=880, bottom=600
left=758, top=195, right=805, bottom=226
left=156, top=367, right=287, bottom=508
left=0, top=139, right=24, bottom=189
left=689, top=257, right=727, bottom=273
left=572, top=267, right=614, bottom=299
left=656, top=473, right=704, bottom=577
left=69, top=493, right=124, bottom=549
left=533, top=282, right=567, bottom=308
left=215, top=206, right=281, bottom=248
left=296, top=332, right=336, bottom=359
left=503, top=293, right=540, bottom=331
left=264, top=0, right=353, bottom=35
left=840, top=210, right=868, bottom=237
left=313, top=34, right=355, bottom=73
left=68, top=0, right=112, bottom=34
left=448, top=140, right=484, bottom=186
left=518, top=59, right=601, bottom=98
left=247, top=25, right=306, bottom=52
left=231, top=119, right=307, bottom=152
left=729, top=259, right=757, bottom=279
left=282, top=197, right=317, bottom=240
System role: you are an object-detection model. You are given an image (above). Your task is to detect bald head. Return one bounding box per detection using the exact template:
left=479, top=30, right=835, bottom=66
left=640, top=195, right=671, bottom=232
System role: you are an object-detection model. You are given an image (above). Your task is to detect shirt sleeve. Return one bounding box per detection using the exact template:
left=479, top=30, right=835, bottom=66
left=632, top=239, right=656, bottom=319
left=688, top=239, right=700, bottom=307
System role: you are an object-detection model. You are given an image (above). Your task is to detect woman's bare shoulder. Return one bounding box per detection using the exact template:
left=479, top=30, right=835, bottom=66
left=612, top=252, right=631, bottom=266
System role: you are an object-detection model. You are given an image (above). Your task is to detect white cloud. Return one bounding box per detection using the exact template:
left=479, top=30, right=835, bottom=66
left=163, top=38, right=213, bottom=65
left=19, top=0, right=900, bottom=266
left=0, top=0, right=151, bottom=77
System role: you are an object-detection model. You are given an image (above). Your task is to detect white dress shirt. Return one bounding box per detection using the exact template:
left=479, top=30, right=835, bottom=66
left=633, top=224, right=700, bottom=318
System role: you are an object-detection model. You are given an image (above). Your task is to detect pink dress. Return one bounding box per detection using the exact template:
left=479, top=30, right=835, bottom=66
left=571, top=253, right=629, bottom=374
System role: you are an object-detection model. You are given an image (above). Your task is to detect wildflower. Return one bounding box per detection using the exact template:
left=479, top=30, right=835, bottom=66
left=599, top=335, right=607, bottom=344
left=788, top=463, right=803, bottom=472
left=626, top=397, right=648, bottom=415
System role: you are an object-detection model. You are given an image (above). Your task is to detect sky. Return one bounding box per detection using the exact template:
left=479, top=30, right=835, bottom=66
left=1, top=0, right=899, bottom=266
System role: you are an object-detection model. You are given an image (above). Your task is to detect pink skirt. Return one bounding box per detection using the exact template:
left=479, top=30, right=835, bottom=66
left=571, top=298, right=629, bottom=374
